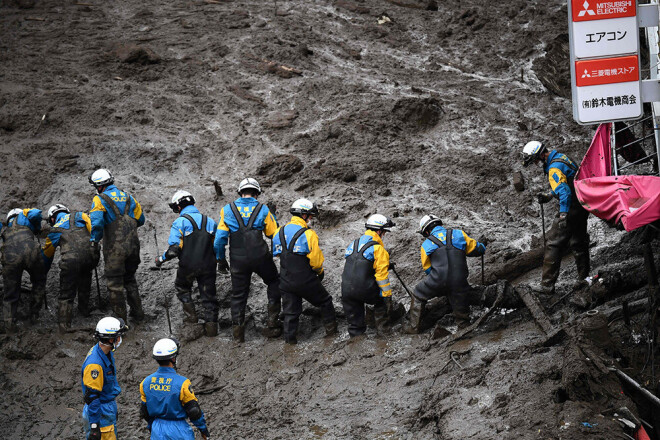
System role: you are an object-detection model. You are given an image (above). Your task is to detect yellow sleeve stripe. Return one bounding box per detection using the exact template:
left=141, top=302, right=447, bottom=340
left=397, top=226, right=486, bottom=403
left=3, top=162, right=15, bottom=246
left=217, top=209, right=229, bottom=232
left=43, top=238, right=56, bottom=259
left=179, top=378, right=198, bottom=405
left=304, top=229, right=324, bottom=272
left=140, top=380, right=146, bottom=403
left=462, top=231, right=478, bottom=255
left=90, top=196, right=106, bottom=213
left=548, top=167, right=567, bottom=192
left=263, top=211, right=278, bottom=238
left=83, top=363, right=104, bottom=391
left=132, top=197, right=143, bottom=219
left=81, top=213, right=93, bottom=233
left=421, top=247, right=431, bottom=272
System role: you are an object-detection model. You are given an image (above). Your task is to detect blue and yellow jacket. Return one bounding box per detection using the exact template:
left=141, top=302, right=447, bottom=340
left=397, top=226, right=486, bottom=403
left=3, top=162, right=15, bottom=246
left=81, top=344, right=121, bottom=430
left=544, top=150, right=578, bottom=214
left=163, top=205, right=217, bottom=262
left=140, top=367, right=207, bottom=434
left=42, top=211, right=92, bottom=262
left=6, top=208, right=42, bottom=234
left=272, top=216, right=324, bottom=275
left=344, top=230, right=392, bottom=297
left=89, top=185, right=145, bottom=242
left=213, top=197, right=278, bottom=260
left=421, top=225, right=485, bottom=274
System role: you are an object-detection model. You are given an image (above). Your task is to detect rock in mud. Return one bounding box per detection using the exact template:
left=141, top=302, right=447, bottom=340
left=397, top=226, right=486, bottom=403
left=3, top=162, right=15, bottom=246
left=533, top=34, right=570, bottom=98
left=264, top=110, right=298, bottom=129
left=111, top=43, right=161, bottom=65
left=392, top=97, right=442, bottom=131
left=335, top=0, right=370, bottom=14
left=512, top=171, right=525, bottom=192
left=256, top=154, right=303, bottom=183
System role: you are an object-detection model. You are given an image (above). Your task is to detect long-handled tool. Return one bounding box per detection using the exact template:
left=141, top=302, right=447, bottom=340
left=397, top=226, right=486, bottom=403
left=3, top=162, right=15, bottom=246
left=391, top=266, right=415, bottom=300
left=539, top=201, right=547, bottom=248
left=94, top=267, right=104, bottom=310
left=153, top=225, right=172, bottom=335
left=481, top=254, right=485, bottom=286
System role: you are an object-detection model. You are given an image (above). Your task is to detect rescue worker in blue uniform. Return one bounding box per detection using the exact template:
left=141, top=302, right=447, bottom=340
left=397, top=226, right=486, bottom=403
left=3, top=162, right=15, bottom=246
left=140, top=338, right=210, bottom=440
left=89, top=169, right=145, bottom=323
left=403, top=215, right=486, bottom=333
left=273, top=198, right=337, bottom=344
left=522, top=141, right=590, bottom=294
left=81, top=316, right=128, bottom=440
left=155, top=191, right=219, bottom=338
left=1, top=208, right=46, bottom=332
left=42, top=204, right=100, bottom=333
left=341, top=214, right=395, bottom=337
left=213, top=178, right=281, bottom=343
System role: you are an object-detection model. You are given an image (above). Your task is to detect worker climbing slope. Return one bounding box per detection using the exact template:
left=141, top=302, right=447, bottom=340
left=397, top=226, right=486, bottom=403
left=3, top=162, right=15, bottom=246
left=522, top=140, right=590, bottom=294
left=89, top=169, right=146, bottom=323
left=155, top=191, right=219, bottom=338
left=1, top=208, right=46, bottom=332
left=341, top=214, right=396, bottom=337
left=42, top=204, right=100, bottom=332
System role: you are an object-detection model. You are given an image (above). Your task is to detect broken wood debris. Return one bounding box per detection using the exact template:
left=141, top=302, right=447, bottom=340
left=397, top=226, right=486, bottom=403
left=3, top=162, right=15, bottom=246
left=243, top=54, right=302, bottom=78
left=25, top=16, right=46, bottom=21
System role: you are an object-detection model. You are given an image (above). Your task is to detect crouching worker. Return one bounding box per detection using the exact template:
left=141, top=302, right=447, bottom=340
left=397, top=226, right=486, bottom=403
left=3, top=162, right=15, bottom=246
left=140, top=338, right=210, bottom=440
left=155, top=191, right=219, bottom=338
left=341, top=214, right=395, bottom=337
left=403, top=215, right=486, bottom=333
left=82, top=317, right=128, bottom=440
left=273, top=199, right=337, bottom=344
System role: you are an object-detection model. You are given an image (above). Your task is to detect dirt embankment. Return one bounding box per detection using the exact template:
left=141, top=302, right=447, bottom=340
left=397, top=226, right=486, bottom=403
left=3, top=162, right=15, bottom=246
left=1, top=0, right=658, bottom=438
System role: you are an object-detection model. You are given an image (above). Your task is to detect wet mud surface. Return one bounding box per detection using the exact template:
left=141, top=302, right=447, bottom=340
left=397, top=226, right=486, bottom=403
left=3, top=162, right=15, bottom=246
left=1, top=0, right=659, bottom=438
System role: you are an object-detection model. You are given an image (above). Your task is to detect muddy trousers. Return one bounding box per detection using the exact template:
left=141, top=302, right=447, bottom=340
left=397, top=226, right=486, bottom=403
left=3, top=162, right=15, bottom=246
left=104, top=249, right=142, bottom=322
left=229, top=255, right=280, bottom=324
left=342, top=288, right=386, bottom=337
left=542, top=207, right=590, bottom=288
left=281, top=282, right=336, bottom=342
left=175, top=268, right=219, bottom=323
left=2, top=262, right=46, bottom=322
left=59, top=260, right=95, bottom=315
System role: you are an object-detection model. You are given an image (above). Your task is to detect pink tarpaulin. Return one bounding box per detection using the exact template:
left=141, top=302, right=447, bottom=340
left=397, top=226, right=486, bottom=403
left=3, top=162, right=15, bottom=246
left=574, top=123, right=660, bottom=231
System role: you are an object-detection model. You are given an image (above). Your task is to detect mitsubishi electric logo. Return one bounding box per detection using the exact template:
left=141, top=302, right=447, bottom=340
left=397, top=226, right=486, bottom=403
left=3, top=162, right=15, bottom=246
left=581, top=69, right=591, bottom=78
left=578, top=0, right=596, bottom=16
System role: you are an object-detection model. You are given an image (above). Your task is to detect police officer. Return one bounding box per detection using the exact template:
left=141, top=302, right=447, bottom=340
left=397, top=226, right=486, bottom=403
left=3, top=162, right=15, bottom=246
left=139, top=338, right=210, bottom=440
left=522, top=141, right=590, bottom=294
left=89, top=169, right=145, bottom=323
left=341, top=214, right=395, bottom=337
left=272, top=198, right=337, bottom=344
left=42, top=204, right=100, bottom=333
left=155, top=191, right=219, bottom=337
left=403, top=215, right=486, bottom=333
left=82, top=316, right=128, bottom=440
left=1, top=208, right=46, bottom=332
left=213, top=178, right=281, bottom=343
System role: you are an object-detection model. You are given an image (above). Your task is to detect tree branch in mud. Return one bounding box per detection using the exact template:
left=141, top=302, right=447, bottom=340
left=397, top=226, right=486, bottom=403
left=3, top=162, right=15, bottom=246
left=242, top=54, right=302, bottom=78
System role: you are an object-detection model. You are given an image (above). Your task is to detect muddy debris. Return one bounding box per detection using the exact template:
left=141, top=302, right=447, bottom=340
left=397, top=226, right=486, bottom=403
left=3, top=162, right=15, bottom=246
left=110, top=43, right=161, bottom=64
left=256, top=154, right=304, bottom=183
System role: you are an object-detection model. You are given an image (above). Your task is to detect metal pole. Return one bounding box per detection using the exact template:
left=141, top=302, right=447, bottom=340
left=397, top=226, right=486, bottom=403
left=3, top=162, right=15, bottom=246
left=612, top=122, right=620, bottom=176
left=391, top=266, right=415, bottom=300
left=539, top=202, right=547, bottom=248
left=94, top=267, right=103, bottom=310
left=481, top=254, right=485, bottom=286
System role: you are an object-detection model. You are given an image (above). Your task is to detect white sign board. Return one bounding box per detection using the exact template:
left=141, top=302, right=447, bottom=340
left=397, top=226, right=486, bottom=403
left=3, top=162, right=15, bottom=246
left=572, top=16, right=638, bottom=58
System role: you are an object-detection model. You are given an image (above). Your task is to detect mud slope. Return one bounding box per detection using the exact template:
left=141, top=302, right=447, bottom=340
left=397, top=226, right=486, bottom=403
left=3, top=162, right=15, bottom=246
left=1, top=0, right=658, bottom=439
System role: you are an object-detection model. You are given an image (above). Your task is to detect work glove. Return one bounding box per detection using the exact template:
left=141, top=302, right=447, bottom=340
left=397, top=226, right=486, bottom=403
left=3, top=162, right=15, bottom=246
left=536, top=192, right=553, bottom=204
left=388, top=262, right=395, bottom=270
left=558, top=212, right=568, bottom=230
left=317, top=271, right=325, bottom=281
left=89, top=424, right=101, bottom=440
left=200, top=428, right=210, bottom=439
left=383, top=296, right=393, bottom=317
left=217, top=258, right=229, bottom=272
left=154, top=256, right=164, bottom=268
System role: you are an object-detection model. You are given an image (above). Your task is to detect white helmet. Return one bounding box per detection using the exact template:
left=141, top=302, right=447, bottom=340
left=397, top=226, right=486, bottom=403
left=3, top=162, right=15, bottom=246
left=419, top=214, right=443, bottom=236
left=365, top=214, right=395, bottom=232
left=169, top=190, right=195, bottom=212
left=152, top=338, right=180, bottom=361
left=237, top=177, right=261, bottom=195
left=95, top=316, right=128, bottom=340
left=290, top=198, right=319, bottom=216
left=89, top=169, right=114, bottom=187
left=47, top=204, right=70, bottom=224
left=7, top=208, right=22, bottom=221
left=521, top=140, right=546, bottom=167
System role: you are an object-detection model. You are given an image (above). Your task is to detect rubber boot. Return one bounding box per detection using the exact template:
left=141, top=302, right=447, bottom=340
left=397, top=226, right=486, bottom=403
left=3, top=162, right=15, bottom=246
left=3, top=301, right=17, bottom=334
left=58, top=300, right=73, bottom=334
left=402, top=296, right=424, bottom=334
left=262, top=303, right=283, bottom=338
left=374, top=306, right=389, bottom=336
left=204, top=321, right=218, bottom=337
left=233, top=321, right=245, bottom=343
left=77, top=294, right=91, bottom=317
left=323, top=320, right=338, bottom=338
left=182, top=302, right=198, bottom=324
left=453, top=310, right=470, bottom=330
left=574, top=251, right=591, bottom=280
left=125, top=278, right=145, bottom=322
